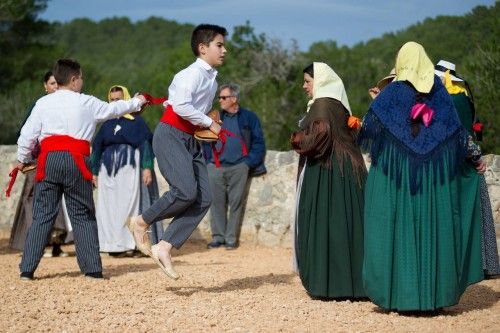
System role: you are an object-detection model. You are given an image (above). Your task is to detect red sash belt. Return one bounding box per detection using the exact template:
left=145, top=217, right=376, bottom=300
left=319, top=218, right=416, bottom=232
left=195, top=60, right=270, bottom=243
left=158, top=104, right=248, bottom=168
left=160, top=104, right=198, bottom=135
left=35, top=135, right=92, bottom=182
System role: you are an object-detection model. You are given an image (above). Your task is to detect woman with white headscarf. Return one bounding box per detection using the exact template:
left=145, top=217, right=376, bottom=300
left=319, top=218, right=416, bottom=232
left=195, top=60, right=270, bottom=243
left=291, top=62, right=367, bottom=299
left=358, top=42, right=485, bottom=311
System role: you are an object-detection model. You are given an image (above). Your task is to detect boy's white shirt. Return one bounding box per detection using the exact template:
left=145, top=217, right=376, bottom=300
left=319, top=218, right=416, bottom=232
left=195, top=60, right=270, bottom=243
left=166, top=57, right=217, bottom=128
left=17, top=89, right=143, bottom=163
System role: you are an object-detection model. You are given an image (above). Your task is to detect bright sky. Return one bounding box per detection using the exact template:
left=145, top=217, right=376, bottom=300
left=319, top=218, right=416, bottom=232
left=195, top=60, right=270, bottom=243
left=40, top=0, right=495, bottom=50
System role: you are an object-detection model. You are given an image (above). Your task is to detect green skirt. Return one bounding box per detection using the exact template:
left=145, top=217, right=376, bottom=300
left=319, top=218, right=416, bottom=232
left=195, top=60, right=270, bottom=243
left=297, top=155, right=366, bottom=298
left=363, top=148, right=483, bottom=311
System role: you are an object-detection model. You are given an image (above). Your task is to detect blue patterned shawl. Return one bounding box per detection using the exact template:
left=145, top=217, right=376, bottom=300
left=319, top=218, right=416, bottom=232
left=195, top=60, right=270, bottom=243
left=91, top=115, right=153, bottom=176
left=358, top=76, right=469, bottom=194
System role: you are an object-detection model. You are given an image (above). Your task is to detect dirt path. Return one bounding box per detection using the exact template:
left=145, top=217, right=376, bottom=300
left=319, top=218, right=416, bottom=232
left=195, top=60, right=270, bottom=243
left=0, top=231, right=498, bottom=332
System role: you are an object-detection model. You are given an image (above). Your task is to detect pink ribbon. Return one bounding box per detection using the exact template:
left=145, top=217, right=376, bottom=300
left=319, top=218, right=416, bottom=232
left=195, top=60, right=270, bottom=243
left=411, top=103, right=434, bottom=127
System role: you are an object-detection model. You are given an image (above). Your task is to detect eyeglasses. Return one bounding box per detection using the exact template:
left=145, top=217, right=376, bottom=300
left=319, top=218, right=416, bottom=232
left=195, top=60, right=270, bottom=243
left=218, top=95, right=234, bottom=100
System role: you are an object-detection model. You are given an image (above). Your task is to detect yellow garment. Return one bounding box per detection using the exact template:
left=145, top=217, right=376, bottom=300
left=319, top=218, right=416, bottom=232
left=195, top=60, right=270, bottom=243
left=394, top=42, right=434, bottom=93
left=108, top=85, right=134, bottom=120
left=443, top=70, right=468, bottom=96
left=307, top=62, right=351, bottom=114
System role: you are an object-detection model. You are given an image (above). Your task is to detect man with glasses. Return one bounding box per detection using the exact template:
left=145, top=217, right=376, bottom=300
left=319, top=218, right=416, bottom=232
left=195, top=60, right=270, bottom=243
left=203, top=84, right=266, bottom=249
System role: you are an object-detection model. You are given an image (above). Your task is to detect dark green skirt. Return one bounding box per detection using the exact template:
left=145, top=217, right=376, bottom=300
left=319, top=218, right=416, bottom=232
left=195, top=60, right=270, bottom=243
left=297, top=155, right=366, bottom=298
left=363, top=148, right=483, bottom=311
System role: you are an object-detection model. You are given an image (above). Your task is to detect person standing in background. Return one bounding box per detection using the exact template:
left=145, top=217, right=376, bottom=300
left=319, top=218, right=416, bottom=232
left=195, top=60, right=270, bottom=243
left=368, top=68, right=395, bottom=100
left=91, top=85, right=163, bottom=257
left=10, top=71, right=72, bottom=258
left=204, top=83, right=266, bottom=250
left=434, top=60, right=500, bottom=279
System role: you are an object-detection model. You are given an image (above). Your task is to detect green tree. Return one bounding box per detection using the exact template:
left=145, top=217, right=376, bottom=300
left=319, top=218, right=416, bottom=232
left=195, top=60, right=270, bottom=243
left=1, top=3, right=498, bottom=154
left=464, top=44, right=500, bottom=153
left=0, top=0, right=57, bottom=91
left=0, top=0, right=60, bottom=143
left=220, top=22, right=305, bottom=150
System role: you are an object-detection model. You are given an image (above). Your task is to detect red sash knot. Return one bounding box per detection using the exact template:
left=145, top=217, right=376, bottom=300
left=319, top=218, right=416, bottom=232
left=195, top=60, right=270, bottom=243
left=35, top=135, right=92, bottom=182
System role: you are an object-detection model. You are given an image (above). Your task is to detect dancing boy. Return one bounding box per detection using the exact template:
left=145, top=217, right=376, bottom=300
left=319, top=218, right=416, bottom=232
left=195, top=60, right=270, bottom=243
left=128, top=24, right=227, bottom=279
left=17, top=59, right=147, bottom=280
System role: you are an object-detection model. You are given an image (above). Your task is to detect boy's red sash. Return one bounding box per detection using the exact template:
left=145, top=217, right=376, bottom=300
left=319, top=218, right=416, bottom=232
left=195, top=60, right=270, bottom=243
left=144, top=94, right=248, bottom=168
left=160, top=104, right=198, bottom=135
left=35, top=135, right=92, bottom=182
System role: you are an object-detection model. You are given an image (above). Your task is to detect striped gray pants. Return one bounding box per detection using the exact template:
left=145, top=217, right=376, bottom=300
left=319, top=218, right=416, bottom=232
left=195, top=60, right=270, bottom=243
left=19, top=152, right=102, bottom=274
left=142, top=123, right=212, bottom=248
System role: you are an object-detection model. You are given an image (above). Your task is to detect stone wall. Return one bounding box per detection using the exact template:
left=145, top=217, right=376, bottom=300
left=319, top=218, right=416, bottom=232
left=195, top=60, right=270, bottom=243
left=1, top=145, right=499, bottom=247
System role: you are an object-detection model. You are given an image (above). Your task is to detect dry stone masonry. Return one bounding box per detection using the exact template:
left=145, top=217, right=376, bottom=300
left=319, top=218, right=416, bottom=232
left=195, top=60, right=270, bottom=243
left=1, top=145, right=499, bottom=247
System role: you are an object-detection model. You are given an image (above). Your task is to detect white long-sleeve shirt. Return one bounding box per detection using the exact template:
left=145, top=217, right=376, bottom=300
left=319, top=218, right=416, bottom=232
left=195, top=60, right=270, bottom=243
left=17, top=89, right=143, bottom=163
left=166, top=58, right=218, bottom=128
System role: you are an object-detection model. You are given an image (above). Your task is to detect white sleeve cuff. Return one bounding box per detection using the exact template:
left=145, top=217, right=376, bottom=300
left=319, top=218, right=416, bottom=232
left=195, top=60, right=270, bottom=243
left=201, top=114, right=213, bottom=128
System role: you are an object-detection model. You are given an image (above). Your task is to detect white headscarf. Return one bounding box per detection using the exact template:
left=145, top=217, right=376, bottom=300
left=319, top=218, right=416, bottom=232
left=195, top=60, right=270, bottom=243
left=307, top=62, right=351, bottom=115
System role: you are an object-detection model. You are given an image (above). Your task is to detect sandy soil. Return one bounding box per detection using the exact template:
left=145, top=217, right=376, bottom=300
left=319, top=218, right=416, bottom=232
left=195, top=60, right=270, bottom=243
left=0, top=230, right=499, bottom=333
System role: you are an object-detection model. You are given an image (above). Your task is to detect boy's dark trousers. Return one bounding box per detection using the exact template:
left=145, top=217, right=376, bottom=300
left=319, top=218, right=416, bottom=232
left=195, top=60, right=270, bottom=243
left=142, top=123, right=212, bottom=248
left=20, top=151, right=102, bottom=275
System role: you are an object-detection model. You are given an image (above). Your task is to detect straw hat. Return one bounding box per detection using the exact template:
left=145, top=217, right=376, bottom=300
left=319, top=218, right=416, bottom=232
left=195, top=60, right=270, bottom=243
left=376, top=68, right=396, bottom=90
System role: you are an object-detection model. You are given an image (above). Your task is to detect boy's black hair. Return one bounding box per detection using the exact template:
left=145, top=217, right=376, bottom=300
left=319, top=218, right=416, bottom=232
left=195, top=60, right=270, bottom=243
left=191, top=24, right=228, bottom=56
left=53, top=59, right=81, bottom=86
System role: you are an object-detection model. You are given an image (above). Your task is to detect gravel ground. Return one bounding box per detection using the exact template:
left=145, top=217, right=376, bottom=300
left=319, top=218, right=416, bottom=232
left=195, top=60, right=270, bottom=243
left=0, top=230, right=499, bottom=332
